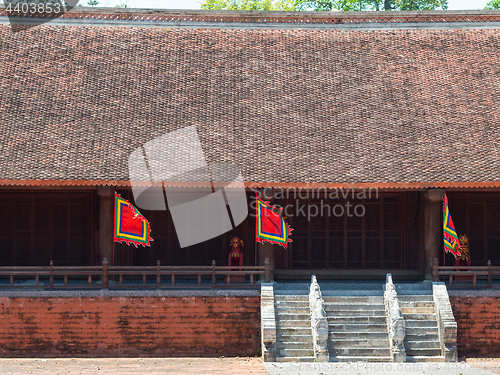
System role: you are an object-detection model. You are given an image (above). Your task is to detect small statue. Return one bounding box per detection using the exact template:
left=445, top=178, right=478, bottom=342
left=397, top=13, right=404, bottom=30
left=454, top=234, right=472, bottom=283
left=456, top=235, right=471, bottom=267
left=226, top=237, right=245, bottom=284
left=228, top=237, right=244, bottom=269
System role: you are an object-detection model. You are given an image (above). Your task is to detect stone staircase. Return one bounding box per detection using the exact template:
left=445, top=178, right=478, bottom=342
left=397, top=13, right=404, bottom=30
left=397, top=284, right=444, bottom=362
left=274, top=294, right=314, bottom=362
left=264, top=280, right=457, bottom=363
left=323, top=286, right=392, bottom=362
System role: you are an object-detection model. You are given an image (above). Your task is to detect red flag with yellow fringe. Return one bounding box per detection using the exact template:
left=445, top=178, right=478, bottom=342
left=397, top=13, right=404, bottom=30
left=114, top=192, right=153, bottom=247
left=255, top=194, right=292, bottom=248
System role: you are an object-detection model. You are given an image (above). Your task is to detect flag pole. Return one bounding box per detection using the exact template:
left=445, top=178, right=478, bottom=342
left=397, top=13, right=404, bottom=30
left=255, top=192, right=258, bottom=267
left=255, top=239, right=257, bottom=267
left=443, top=194, right=445, bottom=282
left=443, top=241, right=445, bottom=283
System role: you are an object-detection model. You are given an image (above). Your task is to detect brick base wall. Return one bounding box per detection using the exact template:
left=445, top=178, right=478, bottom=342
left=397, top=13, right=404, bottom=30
left=450, top=295, right=500, bottom=358
left=0, top=296, right=260, bottom=357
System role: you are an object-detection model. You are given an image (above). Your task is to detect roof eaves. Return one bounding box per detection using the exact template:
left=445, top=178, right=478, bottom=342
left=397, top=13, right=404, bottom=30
left=1, top=180, right=499, bottom=190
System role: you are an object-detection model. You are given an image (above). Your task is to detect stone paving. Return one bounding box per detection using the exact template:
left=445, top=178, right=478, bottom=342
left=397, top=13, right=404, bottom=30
left=0, top=357, right=268, bottom=375
left=1, top=357, right=500, bottom=374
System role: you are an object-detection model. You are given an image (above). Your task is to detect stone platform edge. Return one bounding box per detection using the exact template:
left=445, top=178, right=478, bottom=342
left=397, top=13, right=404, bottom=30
left=0, top=289, right=260, bottom=298
left=447, top=290, right=500, bottom=297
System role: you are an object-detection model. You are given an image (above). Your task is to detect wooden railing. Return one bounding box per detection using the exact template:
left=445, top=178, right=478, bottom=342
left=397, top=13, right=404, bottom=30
left=0, top=258, right=270, bottom=290
left=433, top=257, right=499, bottom=288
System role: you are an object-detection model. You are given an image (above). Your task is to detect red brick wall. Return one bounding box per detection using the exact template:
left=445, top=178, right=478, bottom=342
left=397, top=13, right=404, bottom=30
left=0, top=296, right=260, bottom=357
left=450, top=296, right=500, bottom=358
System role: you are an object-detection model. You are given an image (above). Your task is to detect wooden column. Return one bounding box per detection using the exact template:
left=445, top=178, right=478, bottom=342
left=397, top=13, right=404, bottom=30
left=97, top=186, right=115, bottom=265
left=258, top=188, right=275, bottom=282
left=424, top=188, right=444, bottom=280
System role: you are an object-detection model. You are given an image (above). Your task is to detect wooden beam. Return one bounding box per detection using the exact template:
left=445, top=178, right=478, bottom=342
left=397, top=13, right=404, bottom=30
left=97, top=186, right=114, bottom=265
left=258, top=188, right=275, bottom=282
left=424, top=188, right=444, bottom=279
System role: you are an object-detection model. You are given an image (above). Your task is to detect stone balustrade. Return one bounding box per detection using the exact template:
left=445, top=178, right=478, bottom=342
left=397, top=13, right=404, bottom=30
left=433, top=283, right=458, bottom=361
left=260, top=283, right=276, bottom=362
left=384, top=273, right=406, bottom=362
left=309, top=275, right=329, bottom=362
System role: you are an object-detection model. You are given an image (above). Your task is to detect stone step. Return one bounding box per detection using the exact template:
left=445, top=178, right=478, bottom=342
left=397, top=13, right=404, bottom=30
left=277, top=334, right=314, bottom=343
left=406, top=356, right=445, bottom=363
left=323, top=296, right=384, bottom=304
left=274, top=295, right=309, bottom=302
left=403, top=313, right=436, bottom=320
left=328, top=339, right=390, bottom=348
left=405, top=323, right=439, bottom=331
left=399, top=301, right=434, bottom=308
left=405, top=327, right=439, bottom=336
left=279, top=348, right=315, bottom=358
left=405, top=326, right=439, bottom=334
left=328, top=323, right=388, bottom=332
left=325, top=310, right=386, bottom=317
left=275, top=313, right=310, bottom=321
left=275, top=306, right=310, bottom=314
left=275, top=299, right=309, bottom=304
left=321, top=290, right=384, bottom=297
left=400, top=307, right=435, bottom=314
left=320, top=282, right=385, bottom=290
left=276, top=342, right=314, bottom=350
left=328, top=347, right=391, bottom=356
left=275, top=301, right=309, bottom=308
left=329, top=356, right=393, bottom=362
left=405, top=348, right=442, bottom=357
left=275, top=356, right=315, bottom=362
left=276, top=319, right=311, bottom=328
left=276, top=327, right=312, bottom=336
left=405, top=333, right=439, bottom=341
left=404, top=340, right=441, bottom=349
left=405, top=320, right=438, bottom=328
left=327, top=316, right=386, bottom=324
left=398, top=295, right=434, bottom=301
left=394, top=290, right=433, bottom=295
left=329, top=331, right=389, bottom=340
left=395, top=283, right=433, bottom=290
left=325, top=303, right=385, bottom=311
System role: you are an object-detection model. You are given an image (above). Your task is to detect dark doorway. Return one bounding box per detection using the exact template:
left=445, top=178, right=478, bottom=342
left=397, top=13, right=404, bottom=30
left=275, top=193, right=405, bottom=270
left=0, top=193, right=91, bottom=266
left=447, top=193, right=500, bottom=266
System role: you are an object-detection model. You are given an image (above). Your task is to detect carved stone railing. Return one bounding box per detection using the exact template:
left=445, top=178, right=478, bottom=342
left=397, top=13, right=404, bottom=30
left=260, top=283, right=276, bottom=362
left=309, top=275, right=329, bottom=362
left=432, top=283, right=458, bottom=361
left=384, top=273, right=406, bottom=362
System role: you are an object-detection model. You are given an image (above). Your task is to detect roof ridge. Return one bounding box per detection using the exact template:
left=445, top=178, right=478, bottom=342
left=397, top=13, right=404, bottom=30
left=2, top=7, right=500, bottom=16
left=2, top=7, right=500, bottom=29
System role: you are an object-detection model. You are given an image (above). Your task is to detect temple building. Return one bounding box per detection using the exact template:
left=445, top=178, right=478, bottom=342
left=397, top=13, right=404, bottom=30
left=1, top=8, right=500, bottom=280
left=0, top=7, right=499, bottom=360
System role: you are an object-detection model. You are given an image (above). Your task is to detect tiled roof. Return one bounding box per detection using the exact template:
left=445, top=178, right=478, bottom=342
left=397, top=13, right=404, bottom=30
left=1, top=15, right=500, bottom=188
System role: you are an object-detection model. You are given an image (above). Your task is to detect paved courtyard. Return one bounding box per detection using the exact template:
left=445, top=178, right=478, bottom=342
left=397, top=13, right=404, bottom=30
left=1, top=358, right=500, bottom=375
left=0, top=358, right=268, bottom=375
